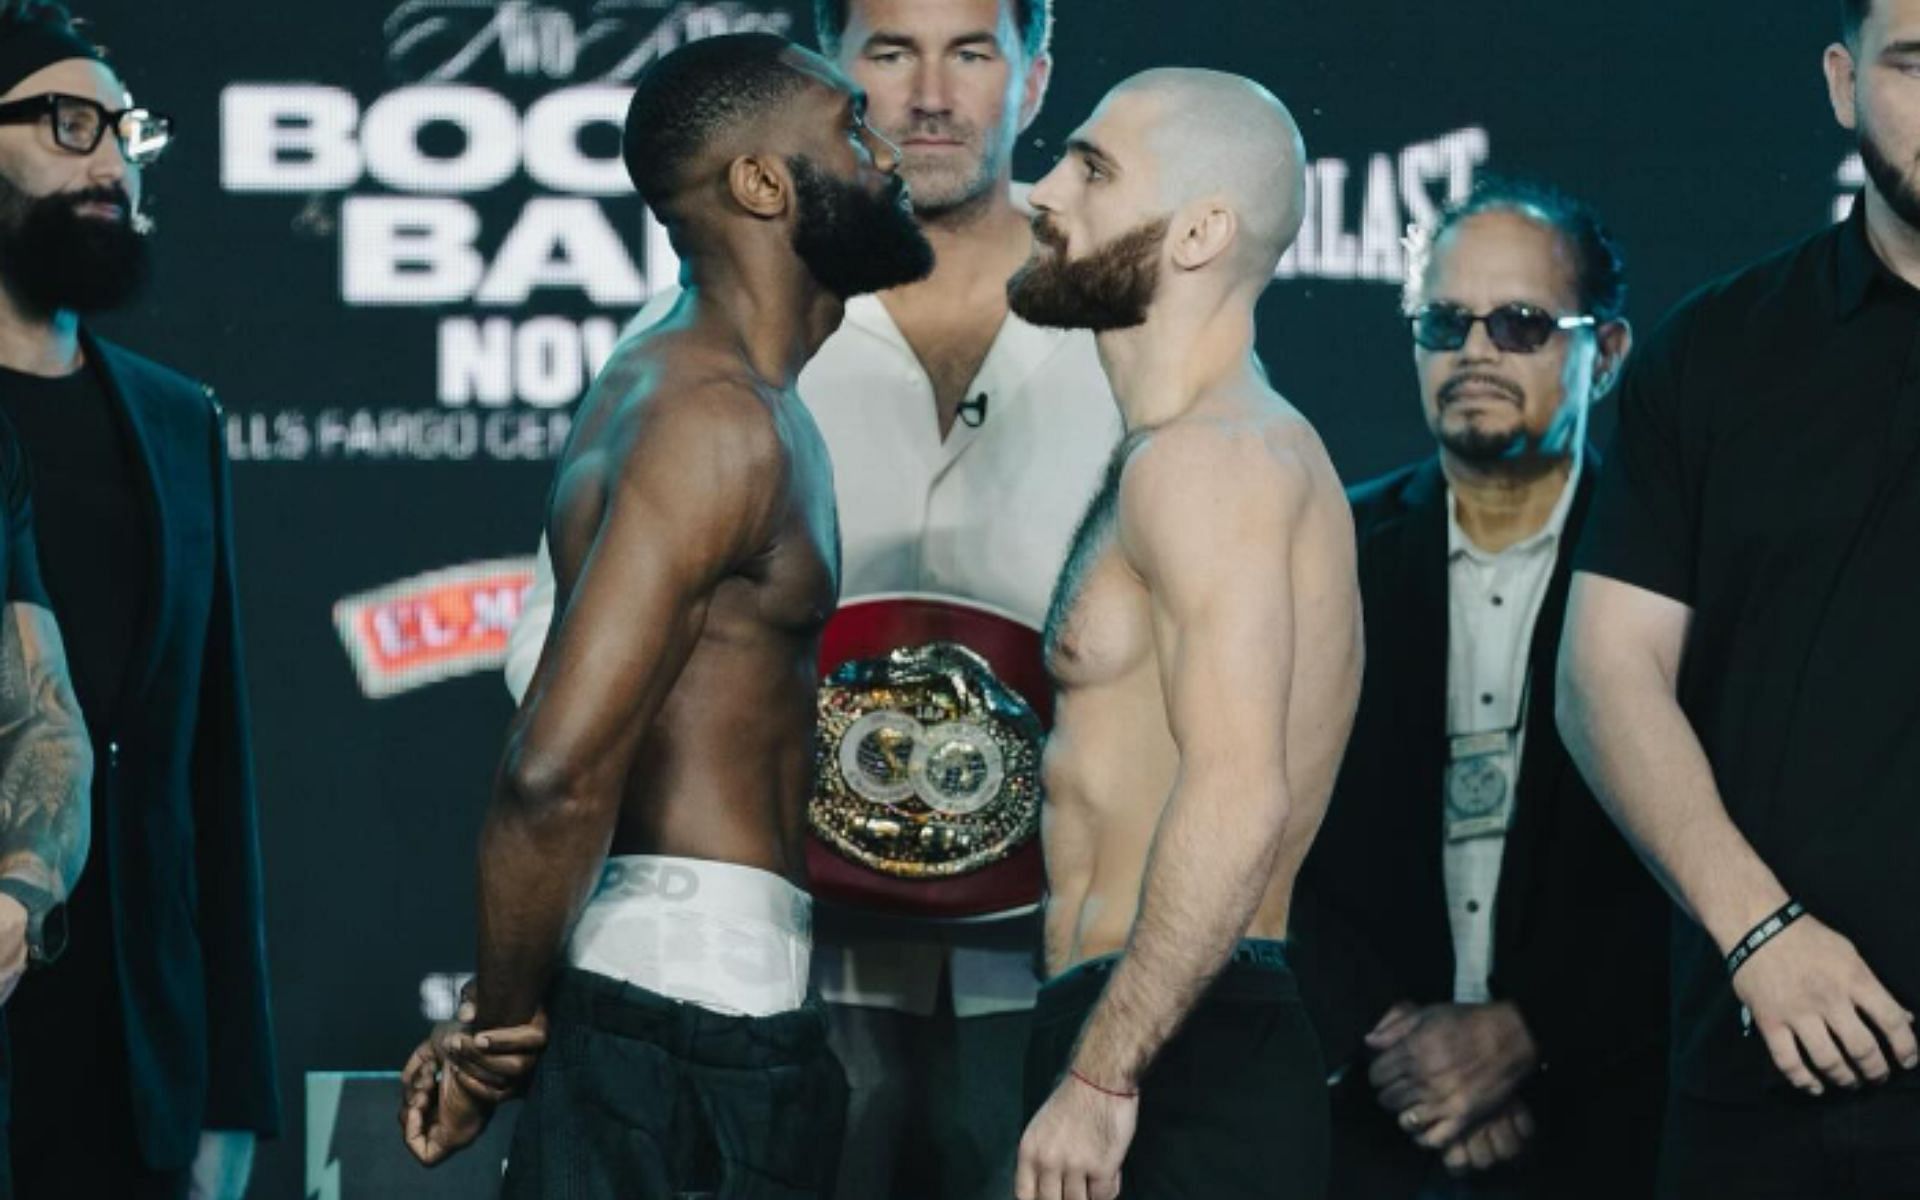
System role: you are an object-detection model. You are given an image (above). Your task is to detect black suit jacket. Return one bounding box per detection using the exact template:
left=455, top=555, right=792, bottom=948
left=13, top=333, right=281, bottom=1167
left=1292, top=455, right=1666, bottom=1196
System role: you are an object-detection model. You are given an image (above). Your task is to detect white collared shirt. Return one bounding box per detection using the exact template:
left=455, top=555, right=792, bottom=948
left=505, top=284, right=1121, bottom=1015
left=1442, top=458, right=1581, bottom=1004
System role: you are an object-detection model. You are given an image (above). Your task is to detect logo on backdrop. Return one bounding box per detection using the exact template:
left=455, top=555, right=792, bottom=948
left=218, top=2, right=790, bottom=464
left=1278, top=127, right=1491, bottom=283
left=332, top=558, right=535, bottom=697
left=386, top=0, right=790, bottom=83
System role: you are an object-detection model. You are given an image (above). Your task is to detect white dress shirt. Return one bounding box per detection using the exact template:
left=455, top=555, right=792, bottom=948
left=505, top=281, right=1121, bottom=1016
left=1442, top=458, right=1581, bottom=1004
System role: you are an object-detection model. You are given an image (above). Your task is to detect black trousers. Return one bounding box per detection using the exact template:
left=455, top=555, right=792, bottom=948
left=3, top=867, right=190, bottom=1200
left=1023, top=941, right=1330, bottom=1200
left=503, top=968, right=849, bottom=1200
left=1658, top=1084, right=1920, bottom=1199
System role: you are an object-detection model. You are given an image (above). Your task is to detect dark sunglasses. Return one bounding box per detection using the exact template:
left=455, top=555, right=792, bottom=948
left=1410, top=301, right=1595, bottom=354
left=0, top=92, right=173, bottom=166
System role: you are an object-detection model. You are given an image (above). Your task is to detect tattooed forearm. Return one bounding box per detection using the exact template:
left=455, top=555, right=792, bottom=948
left=0, top=603, right=91, bottom=899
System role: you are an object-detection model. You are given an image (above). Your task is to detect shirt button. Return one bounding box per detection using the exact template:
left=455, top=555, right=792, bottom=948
left=1481, top=693, right=1495, bottom=706
left=1467, top=900, right=1481, bottom=914
left=1491, top=595, right=1504, bottom=607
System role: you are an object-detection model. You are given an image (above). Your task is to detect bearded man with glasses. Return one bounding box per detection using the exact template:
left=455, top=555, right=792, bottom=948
left=1291, top=175, right=1668, bottom=1200
left=0, top=4, right=276, bottom=1199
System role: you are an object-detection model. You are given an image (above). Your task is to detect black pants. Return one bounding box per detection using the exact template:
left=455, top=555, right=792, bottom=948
left=1023, top=941, right=1329, bottom=1200
left=1326, top=1071, right=1534, bottom=1200
left=3, top=868, right=190, bottom=1200
left=503, top=968, right=849, bottom=1200
left=1658, top=1084, right=1920, bottom=1199
left=823, top=1000, right=1028, bottom=1200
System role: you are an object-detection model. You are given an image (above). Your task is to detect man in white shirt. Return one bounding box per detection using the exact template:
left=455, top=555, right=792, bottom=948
left=504, top=3, right=1119, bottom=1197
left=1290, top=176, right=1668, bottom=1199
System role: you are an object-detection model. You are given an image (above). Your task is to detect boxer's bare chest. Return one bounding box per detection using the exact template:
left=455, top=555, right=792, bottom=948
left=1044, top=433, right=1155, bottom=688
left=730, top=393, right=841, bottom=636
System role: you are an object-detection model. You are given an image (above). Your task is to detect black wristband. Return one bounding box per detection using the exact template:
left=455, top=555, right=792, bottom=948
left=0, top=877, right=66, bottom=967
left=1725, top=900, right=1806, bottom=978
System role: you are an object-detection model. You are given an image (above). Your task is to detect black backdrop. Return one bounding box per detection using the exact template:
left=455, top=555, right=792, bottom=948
left=55, top=2, right=1849, bottom=1195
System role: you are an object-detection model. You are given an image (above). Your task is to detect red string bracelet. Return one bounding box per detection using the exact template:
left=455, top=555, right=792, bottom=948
left=1070, top=1068, right=1139, bottom=1100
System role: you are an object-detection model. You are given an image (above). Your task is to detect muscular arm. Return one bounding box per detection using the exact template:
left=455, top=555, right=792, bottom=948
left=1069, top=431, right=1307, bottom=1090
left=0, top=601, right=91, bottom=900
left=1558, top=571, right=1918, bottom=1089
left=472, top=384, right=784, bottom=1027
left=1554, top=573, right=1781, bottom=946
left=502, top=292, right=686, bottom=704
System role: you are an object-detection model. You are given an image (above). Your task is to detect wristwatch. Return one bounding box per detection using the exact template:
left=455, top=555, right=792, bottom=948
left=0, top=877, right=67, bottom=967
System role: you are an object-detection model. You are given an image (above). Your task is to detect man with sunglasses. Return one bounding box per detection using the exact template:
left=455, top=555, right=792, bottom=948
left=1293, top=175, right=1668, bottom=1199
left=0, top=5, right=276, bottom=1199
left=1558, top=4, right=1920, bottom=1195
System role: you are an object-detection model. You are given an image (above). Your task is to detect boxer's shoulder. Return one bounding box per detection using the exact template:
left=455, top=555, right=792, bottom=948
left=1116, top=414, right=1312, bottom=520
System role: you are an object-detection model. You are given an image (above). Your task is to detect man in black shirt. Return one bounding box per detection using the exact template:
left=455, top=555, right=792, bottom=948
left=0, top=5, right=277, bottom=1199
left=0, top=411, right=92, bottom=1195
left=1558, top=2, right=1920, bottom=1194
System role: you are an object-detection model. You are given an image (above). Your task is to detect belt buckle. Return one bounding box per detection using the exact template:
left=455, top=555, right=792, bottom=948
left=812, top=642, right=1043, bottom=879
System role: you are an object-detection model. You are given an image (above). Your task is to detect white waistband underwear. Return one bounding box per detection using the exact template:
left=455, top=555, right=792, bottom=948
left=566, top=855, right=812, bottom=1017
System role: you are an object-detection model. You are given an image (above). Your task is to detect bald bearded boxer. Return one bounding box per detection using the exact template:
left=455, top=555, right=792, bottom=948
left=1006, top=70, right=1362, bottom=1200
left=397, top=33, right=933, bottom=1199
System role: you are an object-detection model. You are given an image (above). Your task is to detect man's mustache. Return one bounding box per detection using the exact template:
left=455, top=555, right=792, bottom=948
left=888, top=117, right=976, bottom=144
left=64, top=185, right=136, bottom=218
left=1439, top=372, right=1524, bottom=406
left=1031, top=214, right=1067, bottom=251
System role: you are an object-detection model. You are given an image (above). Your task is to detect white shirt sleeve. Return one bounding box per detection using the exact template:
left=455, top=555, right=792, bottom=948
left=504, top=534, right=556, bottom=704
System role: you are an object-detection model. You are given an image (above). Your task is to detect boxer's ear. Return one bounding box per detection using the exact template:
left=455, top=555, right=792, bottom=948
left=1169, top=199, right=1237, bottom=272
left=728, top=155, right=790, bottom=219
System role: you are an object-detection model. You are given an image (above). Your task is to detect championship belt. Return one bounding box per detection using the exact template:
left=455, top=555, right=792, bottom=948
left=809, top=594, right=1050, bottom=920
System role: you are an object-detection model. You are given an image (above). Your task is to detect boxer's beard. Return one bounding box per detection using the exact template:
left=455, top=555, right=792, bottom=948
left=1007, top=213, right=1167, bottom=332
left=0, top=172, right=150, bottom=316
left=788, top=155, right=934, bottom=299
left=1858, top=119, right=1920, bottom=233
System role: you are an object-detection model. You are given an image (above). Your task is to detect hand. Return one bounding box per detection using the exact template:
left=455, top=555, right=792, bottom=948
left=1440, top=1099, right=1535, bottom=1176
left=1014, top=1072, right=1138, bottom=1200
left=1366, top=1000, right=1421, bottom=1048
left=0, top=894, right=26, bottom=1008
left=398, top=1035, right=498, bottom=1166
left=188, top=1129, right=255, bottom=1200
left=1730, top=915, right=1919, bottom=1094
left=1366, top=1001, right=1537, bottom=1151
left=432, top=1006, right=549, bottom=1104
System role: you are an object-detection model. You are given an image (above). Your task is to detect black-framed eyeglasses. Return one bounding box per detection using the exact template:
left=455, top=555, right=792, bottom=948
left=1410, top=301, right=1595, bottom=354
left=0, top=93, right=173, bottom=166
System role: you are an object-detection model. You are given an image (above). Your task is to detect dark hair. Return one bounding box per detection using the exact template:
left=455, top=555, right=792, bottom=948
left=0, top=0, right=84, bottom=37
left=813, top=0, right=1051, bottom=61
left=1842, top=0, right=1870, bottom=45
left=1405, top=172, right=1628, bottom=324
left=622, top=32, right=815, bottom=214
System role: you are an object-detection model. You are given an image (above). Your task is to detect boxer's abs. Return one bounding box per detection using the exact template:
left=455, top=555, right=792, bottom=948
left=604, top=618, right=821, bottom=883
left=1041, top=671, right=1304, bottom=979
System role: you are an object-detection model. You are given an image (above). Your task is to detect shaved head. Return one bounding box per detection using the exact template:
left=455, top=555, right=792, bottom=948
left=1108, top=68, right=1306, bottom=278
